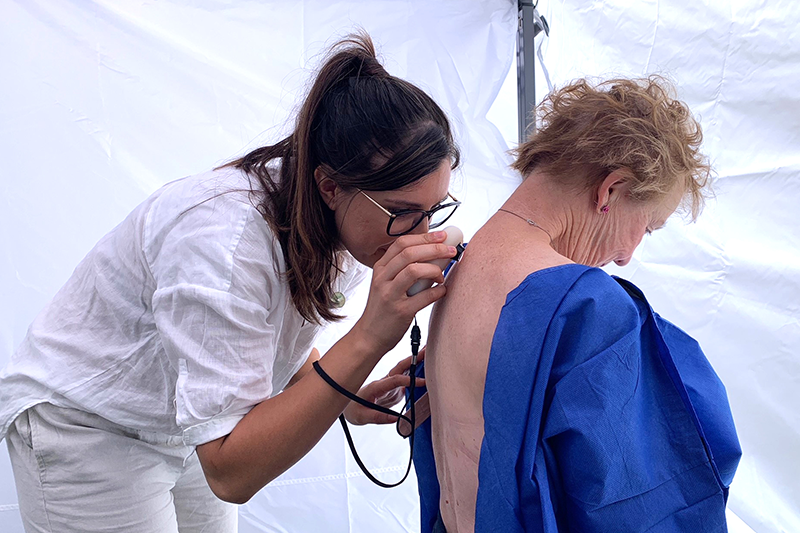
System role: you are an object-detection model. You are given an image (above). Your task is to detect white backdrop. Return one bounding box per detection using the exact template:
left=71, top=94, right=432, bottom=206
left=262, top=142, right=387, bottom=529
left=0, top=1, right=797, bottom=532
left=542, top=2, right=800, bottom=532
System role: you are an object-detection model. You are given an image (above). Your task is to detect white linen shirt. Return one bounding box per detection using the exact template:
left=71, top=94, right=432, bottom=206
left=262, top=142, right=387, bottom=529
left=0, top=167, right=368, bottom=446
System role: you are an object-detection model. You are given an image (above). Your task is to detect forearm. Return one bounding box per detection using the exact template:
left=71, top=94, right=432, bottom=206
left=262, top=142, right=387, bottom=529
left=197, top=330, right=379, bottom=503
left=197, top=232, right=453, bottom=503
left=285, top=347, right=321, bottom=389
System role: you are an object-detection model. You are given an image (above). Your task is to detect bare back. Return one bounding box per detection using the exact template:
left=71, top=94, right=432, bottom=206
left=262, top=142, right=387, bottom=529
left=425, top=217, right=568, bottom=532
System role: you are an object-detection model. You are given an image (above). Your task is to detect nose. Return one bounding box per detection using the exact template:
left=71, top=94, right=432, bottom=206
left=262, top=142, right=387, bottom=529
left=410, top=217, right=431, bottom=235
left=614, top=256, right=632, bottom=267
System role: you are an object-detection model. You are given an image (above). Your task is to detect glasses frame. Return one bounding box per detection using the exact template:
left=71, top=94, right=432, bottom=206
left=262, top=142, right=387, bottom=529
left=359, top=190, right=461, bottom=236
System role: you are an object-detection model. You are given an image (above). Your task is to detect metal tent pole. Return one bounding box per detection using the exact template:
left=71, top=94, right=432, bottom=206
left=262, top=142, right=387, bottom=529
left=517, top=1, right=547, bottom=143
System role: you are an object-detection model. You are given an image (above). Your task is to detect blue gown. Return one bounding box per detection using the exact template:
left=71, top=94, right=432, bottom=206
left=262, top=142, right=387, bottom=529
left=413, top=264, right=741, bottom=532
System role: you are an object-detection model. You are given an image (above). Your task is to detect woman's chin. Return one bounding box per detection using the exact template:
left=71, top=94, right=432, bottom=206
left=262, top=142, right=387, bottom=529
left=347, top=244, right=391, bottom=269
left=353, top=249, right=385, bottom=269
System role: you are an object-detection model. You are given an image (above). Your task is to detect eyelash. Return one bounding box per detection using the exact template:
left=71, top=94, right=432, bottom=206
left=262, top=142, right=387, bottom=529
left=645, top=228, right=653, bottom=236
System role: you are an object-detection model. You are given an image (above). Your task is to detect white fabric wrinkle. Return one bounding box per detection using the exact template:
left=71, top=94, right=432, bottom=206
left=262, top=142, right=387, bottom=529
left=0, top=167, right=368, bottom=448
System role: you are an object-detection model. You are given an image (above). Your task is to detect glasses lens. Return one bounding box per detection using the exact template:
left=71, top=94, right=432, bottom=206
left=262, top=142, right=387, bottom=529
left=388, top=212, right=426, bottom=236
left=429, top=204, right=458, bottom=229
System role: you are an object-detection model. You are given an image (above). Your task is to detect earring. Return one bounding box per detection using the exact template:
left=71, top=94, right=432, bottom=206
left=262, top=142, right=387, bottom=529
left=601, top=205, right=610, bottom=214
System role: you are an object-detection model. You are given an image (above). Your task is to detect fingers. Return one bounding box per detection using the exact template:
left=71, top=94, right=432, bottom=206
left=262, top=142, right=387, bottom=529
left=363, top=374, right=425, bottom=402
left=380, top=377, right=425, bottom=399
left=348, top=372, right=427, bottom=425
left=374, top=231, right=448, bottom=269
left=388, top=348, right=426, bottom=377
left=398, top=393, right=431, bottom=435
left=365, top=374, right=415, bottom=397
left=392, top=261, right=446, bottom=292
left=375, top=374, right=409, bottom=393
left=374, top=389, right=405, bottom=408
left=370, top=412, right=403, bottom=425
left=405, top=283, right=447, bottom=310
left=379, top=243, right=457, bottom=283
left=388, top=355, right=415, bottom=376
left=356, top=233, right=453, bottom=355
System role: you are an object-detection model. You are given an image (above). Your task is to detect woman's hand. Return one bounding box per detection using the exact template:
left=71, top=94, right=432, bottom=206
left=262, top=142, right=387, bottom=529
left=351, top=231, right=455, bottom=357
left=344, top=348, right=426, bottom=425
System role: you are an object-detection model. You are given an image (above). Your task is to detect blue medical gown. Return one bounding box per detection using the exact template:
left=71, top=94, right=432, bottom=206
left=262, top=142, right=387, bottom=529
left=413, top=264, right=741, bottom=532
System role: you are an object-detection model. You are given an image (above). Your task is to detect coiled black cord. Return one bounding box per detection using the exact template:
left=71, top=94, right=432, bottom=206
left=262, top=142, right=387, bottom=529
left=312, top=318, right=420, bottom=488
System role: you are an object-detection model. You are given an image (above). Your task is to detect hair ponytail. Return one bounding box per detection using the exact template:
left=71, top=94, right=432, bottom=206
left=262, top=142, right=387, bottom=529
left=227, top=31, right=459, bottom=324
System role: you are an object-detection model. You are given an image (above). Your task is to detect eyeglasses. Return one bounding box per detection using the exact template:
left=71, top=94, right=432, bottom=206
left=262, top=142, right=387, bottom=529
left=359, top=190, right=461, bottom=236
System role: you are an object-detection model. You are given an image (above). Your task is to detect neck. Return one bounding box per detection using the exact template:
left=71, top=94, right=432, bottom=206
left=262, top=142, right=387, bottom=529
left=497, top=208, right=554, bottom=243
left=498, top=170, right=609, bottom=266
left=499, top=171, right=567, bottom=245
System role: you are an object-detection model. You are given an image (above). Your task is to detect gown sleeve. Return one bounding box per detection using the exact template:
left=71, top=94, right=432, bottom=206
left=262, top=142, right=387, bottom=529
left=541, top=270, right=733, bottom=531
left=477, top=266, right=738, bottom=532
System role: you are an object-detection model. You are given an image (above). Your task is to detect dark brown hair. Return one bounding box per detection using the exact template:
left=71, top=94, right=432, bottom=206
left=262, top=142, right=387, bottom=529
left=512, top=76, right=711, bottom=219
left=226, top=32, right=459, bottom=324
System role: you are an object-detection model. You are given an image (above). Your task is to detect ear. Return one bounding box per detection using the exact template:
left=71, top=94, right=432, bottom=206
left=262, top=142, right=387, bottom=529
left=314, top=167, right=341, bottom=210
left=595, top=169, right=632, bottom=214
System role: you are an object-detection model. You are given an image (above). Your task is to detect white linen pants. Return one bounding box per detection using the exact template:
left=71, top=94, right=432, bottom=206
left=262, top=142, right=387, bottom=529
left=5, top=402, right=237, bottom=533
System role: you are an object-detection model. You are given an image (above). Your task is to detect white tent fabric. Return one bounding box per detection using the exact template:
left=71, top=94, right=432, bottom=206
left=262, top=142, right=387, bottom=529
left=0, top=1, right=796, bottom=532
left=0, top=1, right=518, bottom=532
left=533, top=2, right=800, bottom=532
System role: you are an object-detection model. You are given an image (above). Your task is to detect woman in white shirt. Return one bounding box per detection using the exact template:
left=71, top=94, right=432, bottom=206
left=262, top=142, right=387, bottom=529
left=0, top=32, right=461, bottom=532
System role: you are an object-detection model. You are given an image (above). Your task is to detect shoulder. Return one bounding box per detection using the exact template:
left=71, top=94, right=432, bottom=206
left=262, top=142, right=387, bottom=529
left=506, top=264, right=635, bottom=316
left=144, top=167, right=283, bottom=291
left=552, top=267, right=640, bottom=339
left=146, top=166, right=273, bottom=244
left=500, top=265, right=642, bottom=368
left=562, top=267, right=638, bottom=316
left=146, top=166, right=264, bottom=226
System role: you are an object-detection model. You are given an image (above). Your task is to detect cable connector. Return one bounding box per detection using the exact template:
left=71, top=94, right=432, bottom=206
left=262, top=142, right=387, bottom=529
left=410, top=318, right=421, bottom=363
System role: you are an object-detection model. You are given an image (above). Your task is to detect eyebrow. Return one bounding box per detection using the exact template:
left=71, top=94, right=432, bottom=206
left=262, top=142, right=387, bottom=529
left=383, top=194, right=449, bottom=211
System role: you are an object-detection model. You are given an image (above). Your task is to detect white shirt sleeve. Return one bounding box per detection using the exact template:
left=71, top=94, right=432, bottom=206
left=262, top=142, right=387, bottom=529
left=147, top=194, right=282, bottom=445
left=275, top=254, right=370, bottom=389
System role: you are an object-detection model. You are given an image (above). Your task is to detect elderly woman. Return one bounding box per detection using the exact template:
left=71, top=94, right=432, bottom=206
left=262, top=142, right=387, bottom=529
left=413, top=77, right=742, bottom=532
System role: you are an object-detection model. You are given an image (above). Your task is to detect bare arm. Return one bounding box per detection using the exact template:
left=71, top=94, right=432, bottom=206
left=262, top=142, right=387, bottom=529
left=197, top=330, right=379, bottom=503
left=196, top=231, right=455, bottom=503
left=285, top=347, right=321, bottom=389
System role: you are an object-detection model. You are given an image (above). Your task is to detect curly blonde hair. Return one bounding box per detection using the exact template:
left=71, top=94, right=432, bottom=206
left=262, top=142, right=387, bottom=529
left=512, top=76, right=711, bottom=220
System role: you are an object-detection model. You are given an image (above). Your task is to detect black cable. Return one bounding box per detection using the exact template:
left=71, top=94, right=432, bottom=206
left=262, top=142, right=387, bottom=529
left=312, top=319, right=420, bottom=488
left=313, top=361, right=412, bottom=424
